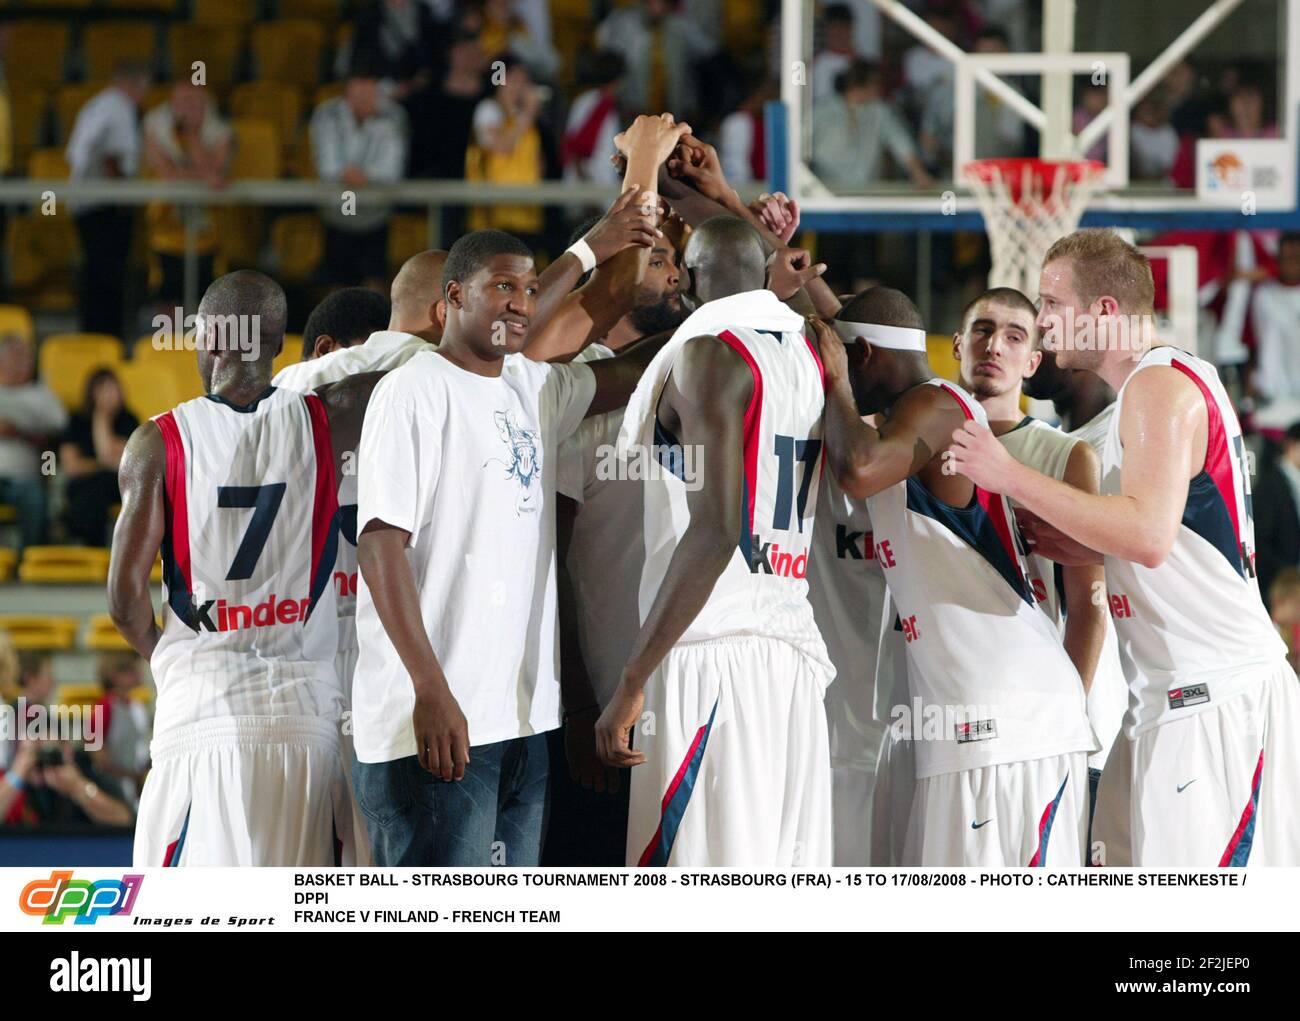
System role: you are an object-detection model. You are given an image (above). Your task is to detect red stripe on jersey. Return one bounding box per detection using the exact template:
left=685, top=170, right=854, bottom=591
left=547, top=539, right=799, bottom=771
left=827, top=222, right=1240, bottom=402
left=1171, top=359, right=1242, bottom=553
left=803, top=333, right=827, bottom=392
left=936, top=381, right=1023, bottom=576
left=154, top=412, right=192, bottom=593
left=716, top=330, right=764, bottom=541
left=303, top=393, right=339, bottom=613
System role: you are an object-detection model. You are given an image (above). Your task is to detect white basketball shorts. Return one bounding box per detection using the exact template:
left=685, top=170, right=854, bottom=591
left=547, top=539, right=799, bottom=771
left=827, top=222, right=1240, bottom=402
left=627, top=635, right=833, bottom=867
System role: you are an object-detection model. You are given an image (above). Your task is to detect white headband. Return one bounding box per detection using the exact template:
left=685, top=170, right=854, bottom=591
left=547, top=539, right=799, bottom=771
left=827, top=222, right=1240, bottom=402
left=832, top=320, right=928, bottom=352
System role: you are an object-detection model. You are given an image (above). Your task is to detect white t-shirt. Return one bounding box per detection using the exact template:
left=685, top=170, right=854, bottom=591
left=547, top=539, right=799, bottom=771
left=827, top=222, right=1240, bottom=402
left=352, top=349, right=596, bottom=762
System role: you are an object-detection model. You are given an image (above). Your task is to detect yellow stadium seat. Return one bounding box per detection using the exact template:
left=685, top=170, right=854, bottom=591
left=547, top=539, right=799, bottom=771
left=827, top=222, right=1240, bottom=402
left=10, top=89, right=49, bottom=175
left=0, top=614, right=80, bottom=650
left=6, top=22, right=70, bottom=88
left=55, top=82, right=107, bottom=145
left=38, top=333, right=125, bottom=410
left=83, top=22, right=158, bottom=83
left=0, top=305, right=35, bottom=346
left=131, top=685, right=155, bottom=704
left=269, top=213, right=323, bottom=283
left=118, top=360, right=189, bottom=421
left=252, top=20, right=324, bottom=87
left=282, top=0, right=341, bottom=22
left=85, top=614, right=134, bottom=652
left=29, top=147, right=70, bottom=180
left=130, top=337, right=205, bottom=400
left=274, top=339, right=302, bottom=377
left=231, top=82, right=304, bottom=152
left=388, top=214, right=428, bottom=273
left=55, top=684, right=103, bottom=709
left=313, top=82, right=345, bottom=109
left=18, top=547, right=112, bottom=584
left=167, top=24, right=243, bottom=91
left=195, top=0, right=256, bottom=26
left=229, top=117, right=282, bottom=179
left=4, top=213, right=79, bottom=309
left=0, top=506, right=15, bottom=523
left=0, top=547, right=16, bottom=582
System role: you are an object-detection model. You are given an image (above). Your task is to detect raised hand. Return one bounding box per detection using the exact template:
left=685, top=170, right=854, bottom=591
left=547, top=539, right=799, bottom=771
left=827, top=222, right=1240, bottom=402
left=666, top=134, right=731, bottom=203
left=767, top=247, right=827, bottom=301
left=751, top=191, right=801, bottom=245
left=583, top=185, right=662, bottom=264
left=614, top=113, right=694, bottom=168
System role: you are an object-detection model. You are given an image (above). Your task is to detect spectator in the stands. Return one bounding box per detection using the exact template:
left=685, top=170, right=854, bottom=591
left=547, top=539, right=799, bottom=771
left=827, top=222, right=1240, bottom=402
left=1074, top=81, right=1109, bottom=163
left=595, top=0, right=718, bottom=122
left=811, top=60, right=934, bottom=190
left=1251, top=233, right=1300, bottom=429
left=1256, top=422, right=1300, bottom=609
left=813, top=4, right=858, bottom=101
left=299, top=286, right=393, bottom=361
left=0, top=335, right=66, bottom=550
left=901, top=8, right=959, bottom=115
left=466, top=53, right=544, bottom=240
left=563, top=51, right=625, bottom=188
left=311, top=57, right=410, bottom=291
left=0, top=651, right=46, bottom=772
left=0, top=651, right=133, bottom=828
left=58, top=368, right=138, bottom=548
left=1164, top=60, right=1208, bottom=137
left=1130, top=95, right=1180, bottom=182
left=1225, top=80, right=1278, bottom=139
left=65, top=63, right=150, bottom=337
left=87, top=654, right=151, bottom=809
left=920, top=26, right=1023, bottom=171
left=427, top=31, right=488, bottom=181
left=142, top=81, right=233, bottom=303
left=477, top=0, right=560, bottom=83
left=718, top=69, right=777, bottom=186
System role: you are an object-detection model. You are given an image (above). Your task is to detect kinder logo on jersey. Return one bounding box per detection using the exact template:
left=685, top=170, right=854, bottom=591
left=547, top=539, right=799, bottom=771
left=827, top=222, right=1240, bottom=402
left=19, top=871, right=144, bottom=925
left=187, top=592, right=313, bottom=632
left=748, top=537, right=808, bottom=579
left=955, top=719, right=998, bottom=744
left=1168, top=683, right=1211, bottom=710
left=834, top=526, right=874, bottom=560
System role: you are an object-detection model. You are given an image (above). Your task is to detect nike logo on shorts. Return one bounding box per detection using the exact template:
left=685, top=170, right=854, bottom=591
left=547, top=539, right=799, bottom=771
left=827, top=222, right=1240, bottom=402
left=1177, top=779, right=1197, bottom=793
left=971, top=819, right=993, bottom=830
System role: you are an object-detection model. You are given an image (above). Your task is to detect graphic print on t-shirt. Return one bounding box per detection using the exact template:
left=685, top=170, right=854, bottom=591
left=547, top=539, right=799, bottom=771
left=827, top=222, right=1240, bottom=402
left=485, top=408, right=542, bottom=514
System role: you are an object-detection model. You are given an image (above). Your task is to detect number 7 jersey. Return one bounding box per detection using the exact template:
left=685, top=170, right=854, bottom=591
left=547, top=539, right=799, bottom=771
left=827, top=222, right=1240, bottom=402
left=149, top=386, right=344, bottom=735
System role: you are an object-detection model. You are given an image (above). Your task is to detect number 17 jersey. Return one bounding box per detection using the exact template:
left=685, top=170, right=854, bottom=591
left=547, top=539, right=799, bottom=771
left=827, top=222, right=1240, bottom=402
left=149, top=386, right=343, bottom=736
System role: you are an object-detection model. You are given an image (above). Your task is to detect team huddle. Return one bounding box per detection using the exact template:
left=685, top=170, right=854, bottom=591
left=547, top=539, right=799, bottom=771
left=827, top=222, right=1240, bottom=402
left=106, top=114, right=1300, bottom=870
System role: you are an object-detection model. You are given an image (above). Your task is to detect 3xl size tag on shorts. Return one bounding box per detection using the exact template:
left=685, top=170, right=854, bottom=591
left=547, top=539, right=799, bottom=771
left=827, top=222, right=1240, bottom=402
left=1168, top=683, right=1211, bottom=710
left=955, top=719, right=997, bottom=743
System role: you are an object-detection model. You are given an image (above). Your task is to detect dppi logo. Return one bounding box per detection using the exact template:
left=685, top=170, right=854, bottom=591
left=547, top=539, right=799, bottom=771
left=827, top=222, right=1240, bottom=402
left=19, top=871, right=144, bottom=925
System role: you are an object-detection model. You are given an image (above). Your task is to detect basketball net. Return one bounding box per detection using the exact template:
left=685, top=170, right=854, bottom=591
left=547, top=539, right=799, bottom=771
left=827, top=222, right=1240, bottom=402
left=962, top=158, right=1106, bottom=300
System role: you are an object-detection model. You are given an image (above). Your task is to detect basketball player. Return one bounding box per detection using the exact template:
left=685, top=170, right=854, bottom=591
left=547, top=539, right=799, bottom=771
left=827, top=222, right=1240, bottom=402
left=545, top=220, right=687, bottom=866
left=811, top=288, right=1096, bottom=867
left=597, top=214, right=834, bottom=867
left=294, top=287, right=392, bottom=362
left=949, top=228, right=1300, bottom=866
left=351, top=113, right=690, bottom=867
left=108, top=271, right=375, bottom=866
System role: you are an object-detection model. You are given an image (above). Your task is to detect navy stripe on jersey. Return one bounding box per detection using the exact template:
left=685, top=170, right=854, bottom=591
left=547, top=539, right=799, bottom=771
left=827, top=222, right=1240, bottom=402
left=653, top=418, right=689, bottom=482
left=905, top=477, right=1035, bottom=604
left=203, top=385, right=278, bottom=414
left=1170, top=359, right=1247, bottom=579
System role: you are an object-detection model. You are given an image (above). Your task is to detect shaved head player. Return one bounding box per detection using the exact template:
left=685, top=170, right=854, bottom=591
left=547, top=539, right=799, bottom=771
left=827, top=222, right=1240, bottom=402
left=108, top=271, right=377, bottom=866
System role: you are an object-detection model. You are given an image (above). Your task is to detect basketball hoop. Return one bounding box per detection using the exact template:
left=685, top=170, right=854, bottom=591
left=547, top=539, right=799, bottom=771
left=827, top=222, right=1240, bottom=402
left=962, top=158, right=1106, bottom=298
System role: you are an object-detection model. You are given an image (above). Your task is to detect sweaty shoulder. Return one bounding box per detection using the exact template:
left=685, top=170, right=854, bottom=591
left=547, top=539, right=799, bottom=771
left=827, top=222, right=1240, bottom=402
left=892, top=380, right=971, bottom=424
left=674, top=333, right=753, bottom=395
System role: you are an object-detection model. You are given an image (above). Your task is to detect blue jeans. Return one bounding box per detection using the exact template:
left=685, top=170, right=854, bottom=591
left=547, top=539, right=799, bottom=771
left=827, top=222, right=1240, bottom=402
left=0, top=477, right=48, bottom=549
left=353, top=733, right=550, bottom=866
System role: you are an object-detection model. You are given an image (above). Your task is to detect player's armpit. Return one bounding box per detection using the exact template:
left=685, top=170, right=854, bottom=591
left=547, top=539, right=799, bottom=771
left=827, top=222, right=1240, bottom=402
left=107, top=422, right=167, bottom=659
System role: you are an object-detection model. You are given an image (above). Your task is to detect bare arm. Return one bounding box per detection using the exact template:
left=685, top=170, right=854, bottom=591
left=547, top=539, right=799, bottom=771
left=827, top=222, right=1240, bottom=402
left=951, top=367, right=1203, bottom=568
left=583, top=326, right=674, bottom=418
left=595, top=335, right=751, bottom=767
left=107, top=423, right=166, bottom=659
left=1056, top=441, right=1107, bottom=693
left=356, top=522, right=469, bottom=781
left=316, top=370, right=387, bottom=481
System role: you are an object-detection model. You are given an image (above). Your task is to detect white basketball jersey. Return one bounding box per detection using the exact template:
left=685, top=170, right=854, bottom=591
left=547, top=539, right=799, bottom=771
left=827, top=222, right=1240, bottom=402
left=865, top=379, right=1094, bottom=778
left=807, top=470, right=888, bottom=768
left=639, top=324, right=832, bottom=674
left=1101, top=347, right=1286, bottom=732
left=150, top=387, right=343, bottom=735
left=998, top=416, right=1077, bottom=620
left=1003, top=412, right=1128, bottom=768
